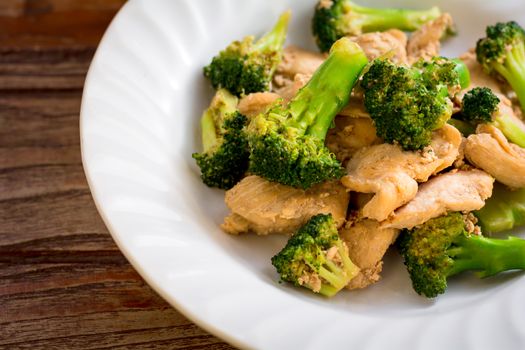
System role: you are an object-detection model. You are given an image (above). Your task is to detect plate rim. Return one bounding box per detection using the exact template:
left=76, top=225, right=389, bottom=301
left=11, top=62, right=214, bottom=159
left=79, top=1, right=250, bottom=348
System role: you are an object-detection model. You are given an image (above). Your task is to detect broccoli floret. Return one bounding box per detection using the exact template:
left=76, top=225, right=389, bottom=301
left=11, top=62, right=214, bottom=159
left=459, top=87, right=525, bottom=147
left=203, top=11, right=290, bottom=96
left=192, top=89, right=249, bottom=189
left=461, top=87, right=500, bottom=123
left=474, top=183, right=525, bottom=234
left=271, top=214, right=360, bottom=297
left=312, top=0, right=441, bottom=52
left=361, top=57, right=469, bottom=151
left=476, top=21, right=525, bottom=111
left=398, top=212, right=525, bottom=298
left=246, top=38, right=368, bottom=189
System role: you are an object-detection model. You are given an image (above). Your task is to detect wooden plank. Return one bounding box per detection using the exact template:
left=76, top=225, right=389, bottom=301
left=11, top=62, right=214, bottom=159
left=0, top=50, right=92, bottom=90
left=0, top=1, right=235, bottom=348
left=0, top=263, right=175, bottom=321
left=0, top=190, right=109, bottom=246
left=2, top=310, right=189, bottom=342
left=0, top=164, right=86, bottom=200
left=0, top=145, right=81, bottom=169
left=1, top=274, right=233, bottom=348
left=0, top=93, right=84, bottom=148
left=1, top=326, right=231, bottom=350
left=0, top=0, right=127, bottom=48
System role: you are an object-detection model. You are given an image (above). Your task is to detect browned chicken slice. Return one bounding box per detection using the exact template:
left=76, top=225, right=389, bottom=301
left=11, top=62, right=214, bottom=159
left=453, top=136, right=468, bottom=168
left=326, top=116, right=381, bottom=165
left=237, top=92, right=281, bottom=118
left=465, top=125, right=525, bottom=188
left=384, top=169, right=494, bottom=229
left=222, top=175, right=349, bottom=235
left=350, top=29, right=408, bottom=65
left=514, top=103, right=524, bottom=121
left=340, top=219, right=399, bottom=290
left=341, top=124, right=462, bottom=221
left=338, top=94, right=370, bottom=118
left=273, top=46, right=325, bottom=89
left=407, top=13, right=454, bottom=64
left=274, top=73, right=311, bottom=101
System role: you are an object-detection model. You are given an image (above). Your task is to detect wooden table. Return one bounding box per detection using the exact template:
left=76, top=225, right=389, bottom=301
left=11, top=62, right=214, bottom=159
left=0, top=2, right=235, bottom=348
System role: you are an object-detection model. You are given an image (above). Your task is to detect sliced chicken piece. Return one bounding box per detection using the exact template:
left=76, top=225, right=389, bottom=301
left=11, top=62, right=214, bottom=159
left=338, top=94, right=370, bottom=119
left=407, top=13, right=454, bottom=64
left=340, top=219, right=399, bottom=290
left=222, top=175, right=349, bottom=235
left=465, top=124, right=525, bottom=188
left=326, top=116, right=381, bottom=165
left=274, top=73, right=311, bottom=101
left=273, top=46, right=325, bottom=89
left=350, top=29, right=408, bottom=65
left=453, top=136, right=468, bottom=168
left=384, top=169, right=494, bottom=229
left=513, top=103, right=524, bottom=121
left=237, top=92, right=281, bottom=118
left=349, top=192, right=374, bottom=212
left=341, top=124, right=462, bottom=221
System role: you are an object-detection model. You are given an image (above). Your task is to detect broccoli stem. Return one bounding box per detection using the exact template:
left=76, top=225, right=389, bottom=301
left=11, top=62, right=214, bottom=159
left=337, top=241, right=359, bottom=276
left=493, top=111, right=525, bottom=148
left=198, top=89, right=238, bottom=153
left=317, top=262, right=348, bottom=297
left=254, top=10, right=291, bottom=52
left=304, top=240, right=359, bottom=297
left=452, top=59, right=471, bottom=89
left=493, top=42, right=525, bottom=111
left=448, top=234, right=525, bottom=278
left=343, top=3, right=440, bottom=33
left=318, top=284, right=340, bottom=297
left=319, top=263, right=347, bottom=287
left=475, top=183, right=525, bottom=234
left=200, top=110, right=218, bottom=153
left=448, top=118, right=476, bottom=135
left=319, top=241, right=360, bottom=296
left=287, top=39, right=368, bottom=139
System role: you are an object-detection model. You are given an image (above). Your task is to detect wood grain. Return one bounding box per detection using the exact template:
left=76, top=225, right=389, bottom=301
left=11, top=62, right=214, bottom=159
left=0, top=2, right=236, bottom=349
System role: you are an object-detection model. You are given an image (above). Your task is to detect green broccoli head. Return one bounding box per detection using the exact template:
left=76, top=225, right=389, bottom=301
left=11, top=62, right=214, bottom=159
left=312, top=0, right=441, bottom=52
left=476, top=21, right=525, bottom=71
left=203, top=11, right=290, bottom=96
left=271, top=214, right=360, bottom=297
left=458, top=87, right=525, bottom=147
left=398, top=212, right=525, bottom=298
left=476, top=21, right=525, bottom=111
left=361, top=57, right=465, bottom=151
left=398, top=213, right=466, bottom=298
left=246, top=38, right=368, bottom=189
left=192, top=89, right=249, bottom=189
left=312, top=0, right=345, bottom=53
left=248, top=109, right=344, bottom=190
left=460, top=87, right=500, bottom=124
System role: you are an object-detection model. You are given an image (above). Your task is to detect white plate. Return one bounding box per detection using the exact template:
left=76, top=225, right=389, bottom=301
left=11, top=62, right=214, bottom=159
left=80, top=0, right=525, bottom=349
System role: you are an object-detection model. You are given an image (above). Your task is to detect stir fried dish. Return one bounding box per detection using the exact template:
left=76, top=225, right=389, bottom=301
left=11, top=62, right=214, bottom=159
left=192, top=1, right=525, bottom=298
